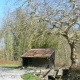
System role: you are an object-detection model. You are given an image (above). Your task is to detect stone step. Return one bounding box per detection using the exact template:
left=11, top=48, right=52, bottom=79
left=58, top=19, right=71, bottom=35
left=57, top=69, right=63, bottom=76
left=55, top=68, right=63, bottom=79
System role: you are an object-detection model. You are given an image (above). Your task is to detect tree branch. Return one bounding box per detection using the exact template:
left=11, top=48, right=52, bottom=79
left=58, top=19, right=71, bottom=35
left=65, top=16, right=78, bottom=33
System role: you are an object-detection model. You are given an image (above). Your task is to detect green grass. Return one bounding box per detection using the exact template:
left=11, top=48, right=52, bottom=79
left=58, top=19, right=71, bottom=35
left=0, top=64, right=21, bottom=69
left=21, top=73, right=41, bottom=80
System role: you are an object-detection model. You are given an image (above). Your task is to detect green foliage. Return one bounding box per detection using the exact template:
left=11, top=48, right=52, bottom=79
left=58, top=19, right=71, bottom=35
left=21, top=74, right=41, bottom=80
left=0, top=65, right=20, bottom=69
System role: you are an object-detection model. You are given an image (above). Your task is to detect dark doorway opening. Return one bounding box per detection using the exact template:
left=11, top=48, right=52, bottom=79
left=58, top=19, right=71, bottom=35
left=22, top=58, right=28, bottom=66
left=48, top=75, right=55, bottom=80
left=22, top=58, right=32, bottom=66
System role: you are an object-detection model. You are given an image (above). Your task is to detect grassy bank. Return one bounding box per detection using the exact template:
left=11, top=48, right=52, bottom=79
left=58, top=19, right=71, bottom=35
left=0, top=65, right=21, bottom=69
left=21, top=73, right=41, bottom=80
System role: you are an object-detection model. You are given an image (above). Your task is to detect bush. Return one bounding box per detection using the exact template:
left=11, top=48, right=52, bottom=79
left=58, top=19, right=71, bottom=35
left=67, top=72, right=77, bottom=80
left=62, top=67, right=80, bottom=80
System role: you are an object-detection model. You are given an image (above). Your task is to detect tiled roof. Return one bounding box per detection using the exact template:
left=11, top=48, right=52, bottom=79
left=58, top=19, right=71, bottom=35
left=21, top=48, right=54, bottom=58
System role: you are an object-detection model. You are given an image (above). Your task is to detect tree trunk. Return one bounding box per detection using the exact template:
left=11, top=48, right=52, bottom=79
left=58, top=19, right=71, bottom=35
left=69, top=42, right=78, bottom=69
left=62, top=33, right=78, bottom=69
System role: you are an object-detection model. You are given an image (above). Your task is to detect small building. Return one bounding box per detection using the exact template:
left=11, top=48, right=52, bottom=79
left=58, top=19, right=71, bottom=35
left=21, top=48, right=55, bottom=68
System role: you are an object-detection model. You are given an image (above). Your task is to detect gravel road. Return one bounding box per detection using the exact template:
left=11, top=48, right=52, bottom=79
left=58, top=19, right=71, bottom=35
left=0, top=68, right=26, bottom=80
left=0, top=68, right=40, bottom=80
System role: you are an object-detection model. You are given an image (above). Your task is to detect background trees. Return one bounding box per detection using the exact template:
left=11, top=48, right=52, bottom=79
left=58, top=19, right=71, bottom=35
left=0, top=4, right=58, bottom=61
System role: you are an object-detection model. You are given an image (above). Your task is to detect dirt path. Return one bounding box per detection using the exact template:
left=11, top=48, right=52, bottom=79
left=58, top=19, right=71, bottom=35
left=0, top=68, right=26, bottom=80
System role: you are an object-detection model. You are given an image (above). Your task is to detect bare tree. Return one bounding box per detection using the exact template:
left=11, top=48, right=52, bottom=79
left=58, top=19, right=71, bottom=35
left=24, top=0, right=80, bottom=68
left=41, top=0, right=80, bottom=68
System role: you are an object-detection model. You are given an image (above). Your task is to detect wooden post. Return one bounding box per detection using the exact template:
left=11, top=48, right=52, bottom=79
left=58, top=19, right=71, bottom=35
left=46, top=58, right=51, bottom=68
